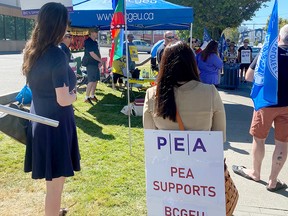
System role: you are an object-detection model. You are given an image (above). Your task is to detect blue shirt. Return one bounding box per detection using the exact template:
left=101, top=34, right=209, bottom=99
left=196, top=53, right=223, bottom=85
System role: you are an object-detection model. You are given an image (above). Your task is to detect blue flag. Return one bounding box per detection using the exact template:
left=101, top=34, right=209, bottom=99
left=218, top=34, right=226, bottom=60
left=251, top=0, right=278, bottom=111
left=203, top=27, right=211, bottom=43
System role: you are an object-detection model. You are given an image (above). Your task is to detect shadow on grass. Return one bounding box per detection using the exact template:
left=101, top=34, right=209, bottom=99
left=86, top=92, right=144, bottom=128
left=74, top=114, right=115, bottom=140
left=77, top=85, right=106, bottom=94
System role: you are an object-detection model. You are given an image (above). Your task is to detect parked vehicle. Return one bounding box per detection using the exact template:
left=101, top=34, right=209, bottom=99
left=132, top=40, right=152, bottom=54
left=251, top=47, right=261, bottom=60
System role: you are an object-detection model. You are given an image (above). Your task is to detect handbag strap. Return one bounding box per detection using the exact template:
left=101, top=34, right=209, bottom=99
left=176, top=109, right=185, bottom=131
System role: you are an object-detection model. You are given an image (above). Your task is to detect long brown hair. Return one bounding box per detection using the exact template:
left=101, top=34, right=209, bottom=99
left=200, top=40, right=219, bottom=62
left=22, top=3, right=68, bottom=76
left=156, top=41, right=200, bottom=122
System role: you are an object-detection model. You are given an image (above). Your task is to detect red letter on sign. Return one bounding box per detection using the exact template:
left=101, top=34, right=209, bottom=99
left=165, top=206, right=172, bottom=216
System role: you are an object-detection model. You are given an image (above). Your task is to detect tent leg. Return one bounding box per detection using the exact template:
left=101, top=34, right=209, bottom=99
left=123, top=0, right=133, bottom=155
left=190, top=23, right=193, bottom=49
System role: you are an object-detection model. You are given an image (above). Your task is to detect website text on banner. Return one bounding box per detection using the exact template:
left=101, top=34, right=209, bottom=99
left=145, top=130, right=225, bottom=216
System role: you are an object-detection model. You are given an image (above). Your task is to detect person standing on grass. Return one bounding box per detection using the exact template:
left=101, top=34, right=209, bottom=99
left=123, top=33, right=136, bottom=72
left=22, top=3, right=80, bottom=216
left=83, top=28, right=102, bottom=105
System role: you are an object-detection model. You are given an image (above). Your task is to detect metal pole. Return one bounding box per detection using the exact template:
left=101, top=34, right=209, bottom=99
left=190, top=23, right=193, bottom=49
left=0, top=104, right=59, bottom=127
left=123, top=0, right=132, bottom=155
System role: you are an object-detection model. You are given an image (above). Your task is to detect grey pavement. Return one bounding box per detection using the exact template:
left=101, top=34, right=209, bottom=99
left=0, top=49, right=150, bottom=102
left=220, top=84, right=288, bottom=216
left=0, top=54, right=288, bottom=215
left=0, top=53, right=25, bottom=97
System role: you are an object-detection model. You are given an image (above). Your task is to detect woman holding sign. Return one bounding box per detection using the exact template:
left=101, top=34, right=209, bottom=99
left=237, top=38, right=252, bottom=83
left=22, top=3, right=80, bottom=215
left=143, top=41, right=226, bottom=140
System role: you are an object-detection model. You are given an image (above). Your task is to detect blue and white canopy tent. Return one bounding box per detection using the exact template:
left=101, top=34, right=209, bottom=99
left=70, top=0, right=194, bottom=31
left=70, top=0, right=194, bottom=153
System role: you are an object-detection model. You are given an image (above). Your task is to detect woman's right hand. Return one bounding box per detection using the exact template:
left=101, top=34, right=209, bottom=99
left=56, top=84, right=77, bottom=106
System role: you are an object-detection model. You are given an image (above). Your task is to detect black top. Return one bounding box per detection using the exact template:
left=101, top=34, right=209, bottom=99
left=250, top=45, right=288, bottom=107
left=84, top=37, right=101, bottom=65
left=238, top=46, right=253, bottom=64
left=59, top=42, right=73, bottom=62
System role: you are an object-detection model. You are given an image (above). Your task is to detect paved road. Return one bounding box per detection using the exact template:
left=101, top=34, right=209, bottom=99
left=0, top=47, right=150, bottom=96
left=0, top=54, right=25, bottom=96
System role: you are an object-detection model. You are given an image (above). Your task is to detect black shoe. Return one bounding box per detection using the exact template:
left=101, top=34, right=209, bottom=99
left=84, top=98, right=94, bottom=105
left=90, top=96, right=98, bottom=102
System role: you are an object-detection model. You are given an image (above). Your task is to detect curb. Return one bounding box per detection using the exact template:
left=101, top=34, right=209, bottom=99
left=0, top=91, right=19, bottom=105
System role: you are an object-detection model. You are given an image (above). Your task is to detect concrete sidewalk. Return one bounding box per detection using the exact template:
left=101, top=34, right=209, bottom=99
left=219, top=84, right=288, bottom=216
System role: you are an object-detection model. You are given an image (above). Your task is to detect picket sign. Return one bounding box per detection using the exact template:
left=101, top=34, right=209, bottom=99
left=145, top=129, right=225, bottom=216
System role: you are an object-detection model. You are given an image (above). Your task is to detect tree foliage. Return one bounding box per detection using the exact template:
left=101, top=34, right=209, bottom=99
left=264, top=17, right=288, bottom=31
left=222, top=28, right=239, bottom=43
left=167, top=0, right=270, bottom=40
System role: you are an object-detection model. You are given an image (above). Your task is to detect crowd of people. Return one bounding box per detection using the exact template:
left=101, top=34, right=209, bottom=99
left=57, top=23, right=258, bottom=105
left=143, top=25, right=288, bottom=215
left=18, top=2, right=288, bottom=215
left=151, top=31, right=255, bottom=86
left=61, top=27, right=254, bottom=103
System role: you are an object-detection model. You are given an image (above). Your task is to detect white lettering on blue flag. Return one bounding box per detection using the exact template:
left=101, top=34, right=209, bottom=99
left=251, top=0, right=278, bottom=111
left=203, top=27, right=211, bottom=43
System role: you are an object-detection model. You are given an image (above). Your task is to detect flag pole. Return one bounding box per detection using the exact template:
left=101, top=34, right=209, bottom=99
left=122, top=0, right=132, bottom=155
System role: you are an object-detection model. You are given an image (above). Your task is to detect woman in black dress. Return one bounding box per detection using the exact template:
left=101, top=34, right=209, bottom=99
left=22, top=3, right=80, bottom=215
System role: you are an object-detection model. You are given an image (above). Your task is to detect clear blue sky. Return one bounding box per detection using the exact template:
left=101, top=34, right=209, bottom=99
left=242, top=0, right=288, bottom=29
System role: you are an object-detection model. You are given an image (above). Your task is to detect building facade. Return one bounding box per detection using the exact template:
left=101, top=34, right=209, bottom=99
left=0, top=0, right=35, bottom=53
left=239, top=28, right=266, bottom=46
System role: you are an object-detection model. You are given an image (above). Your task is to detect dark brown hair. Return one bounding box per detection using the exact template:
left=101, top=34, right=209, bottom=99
left=200, top=40, right=219, bottom=62
left=155, top=41, right=200, bottom=122
left=22, top=2, right=68, bottom=76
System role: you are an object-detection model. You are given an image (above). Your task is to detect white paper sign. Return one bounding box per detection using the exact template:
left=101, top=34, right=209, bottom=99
left=145, top=130, right=225, bottom=216
left=240, top=50, right=251, bottom=64
left=20, top=0, right=73, bottom=16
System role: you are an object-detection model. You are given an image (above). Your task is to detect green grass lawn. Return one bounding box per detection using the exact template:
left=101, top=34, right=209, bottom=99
left=0, top=83, right=149, bottom=216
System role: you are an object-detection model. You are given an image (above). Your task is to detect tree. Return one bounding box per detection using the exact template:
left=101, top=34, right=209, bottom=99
left=264, top=17, right=288, bottom=31
left=223, top=28, right=239, bottom=43
left=175, top=30, right=190, bottom=41
left=167, top=0, right=270, bottom=40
